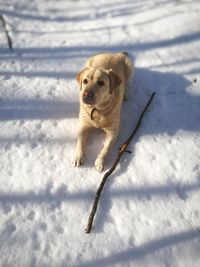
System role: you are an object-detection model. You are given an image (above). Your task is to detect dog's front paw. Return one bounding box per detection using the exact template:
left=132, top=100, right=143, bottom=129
left=72, top=153, right=85, bottom=167
left=95, top=157, right=104, bottom=172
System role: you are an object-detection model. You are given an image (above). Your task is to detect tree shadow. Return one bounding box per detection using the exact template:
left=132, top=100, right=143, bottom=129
left=0, top=184, right=93, bottom=206
left=2, top=0, right=192, bottom=25
left=93, top=180, right=200, bottom=234
left=0, top=135, right=74, bottom=146
left=0, top=0, right=152, bottom=23
left=0, top=98, right=78, bottom=120
left=0, top=8, right=95, bottom=23
left=150, top=57, right=200, bottom=69
left=0, top=70, right=75, bottom=79
left=0, top=180, right=199, bottom=206
left=76, top=229, right=200, bottom=267
left=1, top=32, right=200, bottom=61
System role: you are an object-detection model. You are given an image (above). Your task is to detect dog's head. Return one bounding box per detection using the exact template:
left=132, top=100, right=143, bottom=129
left=76, top=67, right=121, bottom=109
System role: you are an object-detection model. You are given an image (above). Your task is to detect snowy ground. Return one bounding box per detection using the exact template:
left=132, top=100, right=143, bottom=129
left=0, top=0, right=200, bottom=266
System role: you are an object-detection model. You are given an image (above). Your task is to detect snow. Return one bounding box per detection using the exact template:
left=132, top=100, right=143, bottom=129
left=0, top=0, right=200, bottom=266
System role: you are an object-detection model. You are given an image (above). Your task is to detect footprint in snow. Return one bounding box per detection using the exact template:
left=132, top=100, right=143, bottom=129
left=170, top=160, right=177, bottom=171
left=4, top=223, right=17, bottom=237
left=164, top=219, right=172, bottom=227
left=2, top=204, right=12, bottom=214
left=38, top=133, right=46, bottom=141
left=8, top=170, right=13, bottom=176
left=193, top=164, right=200, bottom=177
left=40, top=222, right=47, bottom=232
left=53, top=121, right=58, bottom=127
left=31, top=142, right=38, bottom=149
left=28, top=210, right=36, bottom=221
left=176, top=184, right=188, bottom=200
left=55, top=225, right=64, bottom=234
left=129, top=236, right=135, bottom=247
left=35, top=122, right=42, bottom=130
left=32, top=232, right=40, bottom=251
left=49, top=155, right=54, bottom=161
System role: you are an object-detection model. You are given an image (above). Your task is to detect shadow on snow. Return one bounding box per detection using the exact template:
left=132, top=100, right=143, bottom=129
left=76, top=229, right=199, bottom=267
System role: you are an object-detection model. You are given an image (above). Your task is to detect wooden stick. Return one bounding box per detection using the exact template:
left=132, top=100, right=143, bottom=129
left=85, top=92, right=156, bottom=233
left=0, top=14, right=13, bottom=50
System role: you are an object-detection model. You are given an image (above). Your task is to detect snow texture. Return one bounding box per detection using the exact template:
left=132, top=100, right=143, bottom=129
left=0, top=0, right=200, bottom=266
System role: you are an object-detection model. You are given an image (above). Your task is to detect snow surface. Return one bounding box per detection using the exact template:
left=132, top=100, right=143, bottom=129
left=0, top=0, right=200, bottom=266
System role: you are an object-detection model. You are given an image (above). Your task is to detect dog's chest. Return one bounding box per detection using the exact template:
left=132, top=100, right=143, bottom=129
left=90, top=111, right=109, bottom=128
left=81, top=108, right=111, bottom=129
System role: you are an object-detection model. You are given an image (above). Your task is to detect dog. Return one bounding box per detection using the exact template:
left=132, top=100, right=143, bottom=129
left=72, top=52, right=133, bottom=172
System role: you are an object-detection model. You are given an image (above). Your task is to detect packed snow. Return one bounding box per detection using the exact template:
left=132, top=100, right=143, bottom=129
left=0, top=0, right=200, bottom=266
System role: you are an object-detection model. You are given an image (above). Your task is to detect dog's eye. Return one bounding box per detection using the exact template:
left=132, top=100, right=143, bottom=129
left=83, top=79, right=88, bottom=84
left=97, top=80, right=104, bottom=87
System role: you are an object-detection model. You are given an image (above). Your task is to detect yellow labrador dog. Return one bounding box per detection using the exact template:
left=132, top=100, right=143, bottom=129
left=73, top=52, right=133, bottom=172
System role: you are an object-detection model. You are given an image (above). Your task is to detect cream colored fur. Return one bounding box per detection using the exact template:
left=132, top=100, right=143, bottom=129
left=72, top=52, right=133, bottom=172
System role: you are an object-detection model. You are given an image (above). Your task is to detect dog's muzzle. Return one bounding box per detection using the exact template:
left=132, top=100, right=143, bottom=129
left=83, top=90, right=94, bottom=105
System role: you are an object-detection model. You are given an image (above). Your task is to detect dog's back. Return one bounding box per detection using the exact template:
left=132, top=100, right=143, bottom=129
left=86, top=52, right=133, bottom=83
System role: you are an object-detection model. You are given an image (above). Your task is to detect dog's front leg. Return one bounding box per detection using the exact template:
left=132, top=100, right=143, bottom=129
left=95, top=130, right=118, bottom=172
left=72, top=126, right=89, bottom=167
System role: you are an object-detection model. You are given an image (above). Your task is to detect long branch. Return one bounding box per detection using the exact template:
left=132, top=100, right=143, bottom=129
left=85, top=92, right=156, bottom=234
left=0, top=14, right=13, bottom=50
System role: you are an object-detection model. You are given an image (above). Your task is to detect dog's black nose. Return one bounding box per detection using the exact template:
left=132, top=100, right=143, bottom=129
left=83, top=90, right=94, bottom=104
left=83, top=90, right=94, bottom=99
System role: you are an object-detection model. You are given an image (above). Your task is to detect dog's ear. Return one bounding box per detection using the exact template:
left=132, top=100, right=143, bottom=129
left=108, top=69, right=121, bottom=94
left=76, top=68, right=88, bottom=90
